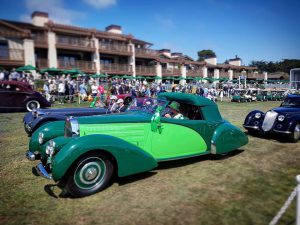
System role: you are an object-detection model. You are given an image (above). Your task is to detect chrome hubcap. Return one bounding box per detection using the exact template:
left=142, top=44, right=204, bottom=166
left=294, top=124, right=300, bottom=140
left=85, top=167, right=98, bottom=181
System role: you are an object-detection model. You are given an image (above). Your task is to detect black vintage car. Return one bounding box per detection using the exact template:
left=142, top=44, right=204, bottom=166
left=0, top=81, right=51, bottom=112
left=243, top=94, right=300, bottom=142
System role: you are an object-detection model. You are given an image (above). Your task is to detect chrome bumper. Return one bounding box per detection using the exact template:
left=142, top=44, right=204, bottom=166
left=243, top=125, right=260, bottom=130
left=26, top=151, right=36, bottom=161
left=35, top=163, right=52, bottom=180
left=273, top=129, right=291, bottom=134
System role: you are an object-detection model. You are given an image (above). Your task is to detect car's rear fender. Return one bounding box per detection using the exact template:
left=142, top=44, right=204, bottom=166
left=51, top=134, right=158, bottom=181
left=211, top=122, right=248, bottom=154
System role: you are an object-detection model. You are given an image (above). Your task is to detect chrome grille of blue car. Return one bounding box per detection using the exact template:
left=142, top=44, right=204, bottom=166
left=262, top=111, right=278, bottom=132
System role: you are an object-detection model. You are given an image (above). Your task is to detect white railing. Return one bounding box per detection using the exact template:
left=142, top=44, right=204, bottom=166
left=269, top=175, right=300, bottom=225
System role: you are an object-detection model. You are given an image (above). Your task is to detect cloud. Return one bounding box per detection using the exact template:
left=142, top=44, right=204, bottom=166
left=154, top=15, right=174, bottom=30
left=83, top=0, right=117, bottom=9
left=20, top=0, right=85, bottom=25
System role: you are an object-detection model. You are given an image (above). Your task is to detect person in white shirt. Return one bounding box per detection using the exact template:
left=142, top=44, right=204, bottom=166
left=91, top=82, right=98, bottom=97
left=58, top=81, right=65, bottom=104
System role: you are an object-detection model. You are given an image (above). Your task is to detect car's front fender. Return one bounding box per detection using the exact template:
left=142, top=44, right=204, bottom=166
left=243, top=110, right=264, bottom=126
left=29, top=121, right=65, bottom=153
left=211, top=122, right=248, bottom=154
left=51, top=134, right=158, bottom=181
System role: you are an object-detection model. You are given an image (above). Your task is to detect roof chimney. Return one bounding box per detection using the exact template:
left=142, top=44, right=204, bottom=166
left=159, top=49, right=171, bottom=58
left=105, top=25, right=122, bottom=34
left=31, top=11, right=49, bottom=27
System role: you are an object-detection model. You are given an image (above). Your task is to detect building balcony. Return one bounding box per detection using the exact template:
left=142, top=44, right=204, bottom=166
left=33, top=35, right=48, bottom=48
left=0, top=49, right=24, bottom=66
left=98, top=43, right=132, bottom=56
left=162, top=68, right=181, bottom=76
left=57, top=59, right=96, bottom=72
left=135, top=48, right=158, bottom=59
left=135, top=65, right=156, bottom=76
left=36, top=58, right=48, bottom=69
left=56, top=36, right=95, bottom=52
left=186, top=70, right=203, bottom=77
left=100, top=63, right=132, bottom=74
left=219, top=72, right=228, bottom=78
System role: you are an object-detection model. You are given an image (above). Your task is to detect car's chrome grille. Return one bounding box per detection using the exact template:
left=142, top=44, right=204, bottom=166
left=262, top=111, right=278, bottom=132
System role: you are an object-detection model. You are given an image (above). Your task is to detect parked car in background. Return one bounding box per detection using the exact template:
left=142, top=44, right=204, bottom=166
left=243, top=94, right=300, bottom=142
left=26, top=92, right=248, bottom=197
left=0, top=80, right=50, bottom=112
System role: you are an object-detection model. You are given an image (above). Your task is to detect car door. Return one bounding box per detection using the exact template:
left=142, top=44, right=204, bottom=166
left=0, top=83, right=14, bottom=109
left=150, top=114, right=212, bottom=160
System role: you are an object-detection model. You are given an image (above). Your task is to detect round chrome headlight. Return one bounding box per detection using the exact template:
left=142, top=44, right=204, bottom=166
left=278, top=115, right=285, bottom=122
left=38, top=132, right=44, bottom=144
left=45, top=140, right=56, bottom=156
left=255, top=112, right=262, bottom=119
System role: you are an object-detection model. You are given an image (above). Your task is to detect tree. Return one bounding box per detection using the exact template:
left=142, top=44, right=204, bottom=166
left=249, top=59, right=300, bottom=73
left=197, top=50, right=216, bottom=61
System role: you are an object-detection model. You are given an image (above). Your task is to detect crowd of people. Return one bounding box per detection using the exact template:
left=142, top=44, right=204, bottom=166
left=0, top=68, right=246, bottom=105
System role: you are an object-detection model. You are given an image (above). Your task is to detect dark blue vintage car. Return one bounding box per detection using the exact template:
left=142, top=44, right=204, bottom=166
left=243, top=94, right=300, bottom=142
left=23, top=97, right=149, bottom=136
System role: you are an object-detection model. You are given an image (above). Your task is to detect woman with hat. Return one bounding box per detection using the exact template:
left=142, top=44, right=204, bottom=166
left=164, top=101, right=184, bottom=119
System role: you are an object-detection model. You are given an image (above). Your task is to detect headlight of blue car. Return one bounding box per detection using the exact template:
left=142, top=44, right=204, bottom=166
left=255, top=112, right=262, bottom=119
left=278, top=115, right=285, bottom=122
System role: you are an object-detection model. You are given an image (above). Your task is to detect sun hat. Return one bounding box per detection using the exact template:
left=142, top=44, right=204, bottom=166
left=117, top=99, right=124, bottom=104
left=110, top=95, right=117, bottom=100
left=169, top=101, right=180, bottom=111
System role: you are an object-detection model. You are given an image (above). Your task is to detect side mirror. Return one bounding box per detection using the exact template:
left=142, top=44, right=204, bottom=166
left=151, top=106, right=162, bottom=133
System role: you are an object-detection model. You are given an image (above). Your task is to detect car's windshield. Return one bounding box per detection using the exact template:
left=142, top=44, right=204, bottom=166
left=281, top=97, right=300, bottom=107
left=127, top=98, right=168, bottom=114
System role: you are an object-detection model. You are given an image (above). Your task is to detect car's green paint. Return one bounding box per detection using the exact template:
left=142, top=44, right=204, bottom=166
left=80, top=122, right=207, bottom=159
left=151, top=123, right=208, bottom=160
left=51, top=134, right=158, bottom=180
left=29, top=121, right=65, bottom=155
left=212, top=121, right=248, bottom=154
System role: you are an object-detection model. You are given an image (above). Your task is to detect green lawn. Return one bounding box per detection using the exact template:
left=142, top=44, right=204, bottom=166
left=0, top=101, right=299, bottom=225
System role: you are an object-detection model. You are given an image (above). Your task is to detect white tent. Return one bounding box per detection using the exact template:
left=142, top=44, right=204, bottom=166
left=290, top=68, right=300, bottom=90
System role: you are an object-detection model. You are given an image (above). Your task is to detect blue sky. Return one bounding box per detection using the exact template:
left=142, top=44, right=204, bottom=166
left=1, top=0, right=299, bottom=65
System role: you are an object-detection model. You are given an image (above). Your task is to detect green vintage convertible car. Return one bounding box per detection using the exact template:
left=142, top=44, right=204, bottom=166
left=26, top=93, right=248, bottom=197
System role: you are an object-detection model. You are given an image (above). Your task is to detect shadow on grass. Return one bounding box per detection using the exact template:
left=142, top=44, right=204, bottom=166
left=44, top=183, right=71, bottom=199
left=117, top=171, right=157, bottom=186
left=157, top=149, right=244, bottom=170
left=245, top=131, right=296, bottom=144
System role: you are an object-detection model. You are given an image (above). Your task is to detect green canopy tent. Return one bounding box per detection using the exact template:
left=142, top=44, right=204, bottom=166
left=16, top=65, right=36, bottom=72
left=40, top=67, right=62, bottom=75
left=135, top=76, right=144, bottom=79
left=194, top=77, right=204, bottom=81
left=112, top=75, right=121, bottom=79
left=123, top=75, right=134, bottom=79
left=90, top=73, right=107, bottom=78
left=154, top=76, right=162, bottom=80
left=62, top=68, right=83, bottom=75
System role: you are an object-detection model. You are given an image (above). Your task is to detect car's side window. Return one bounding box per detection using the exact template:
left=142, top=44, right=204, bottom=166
left=178, top=103, right=204, bottom=120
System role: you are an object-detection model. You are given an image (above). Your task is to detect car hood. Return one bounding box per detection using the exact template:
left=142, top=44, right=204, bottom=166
left=77, top=111, right=152, bottom=125
left=272, top=107, right=300, bottom=115
left=36, top=107, right=107, bottom=116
